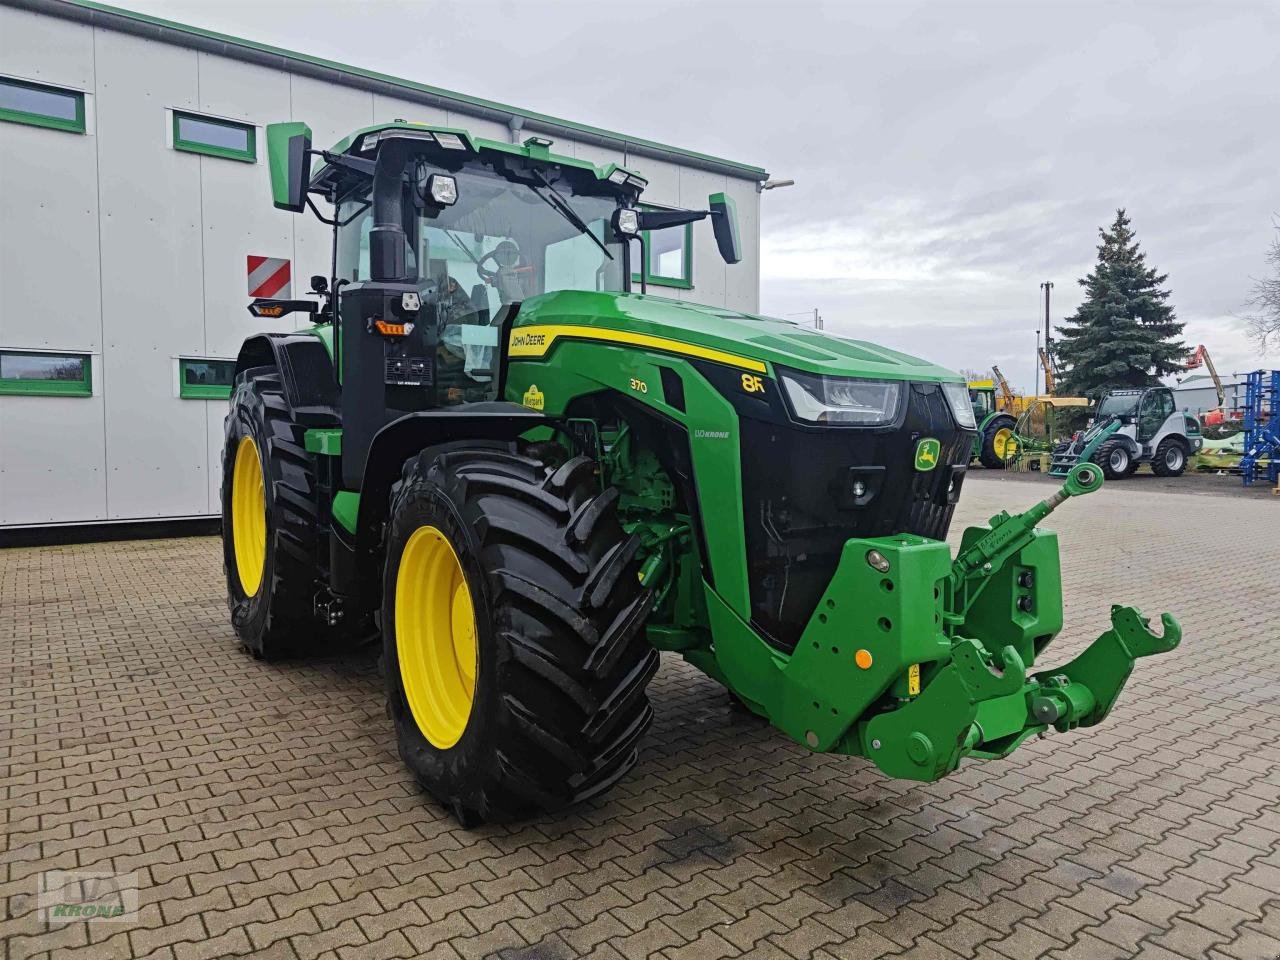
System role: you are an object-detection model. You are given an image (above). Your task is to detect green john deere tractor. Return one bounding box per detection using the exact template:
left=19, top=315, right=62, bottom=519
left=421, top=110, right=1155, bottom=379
left=222, top=120, right=1181, bottom=824
left=966, top=378, right=1018, bottom=468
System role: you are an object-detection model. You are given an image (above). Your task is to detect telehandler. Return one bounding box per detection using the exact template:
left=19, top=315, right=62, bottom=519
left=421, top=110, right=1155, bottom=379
left=222, top=120, right=1180, bottom=823
left=1049, top=386, right=1203, bottom=479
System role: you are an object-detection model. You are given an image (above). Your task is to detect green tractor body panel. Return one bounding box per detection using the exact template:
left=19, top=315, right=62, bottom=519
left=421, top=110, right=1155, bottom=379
left=506, top=289, right=960, bottom=381
left=238, top=120, right=1180, bottom=792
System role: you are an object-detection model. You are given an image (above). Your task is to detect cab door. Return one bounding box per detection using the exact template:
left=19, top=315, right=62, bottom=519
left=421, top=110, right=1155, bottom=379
left=1137, top=388, right=1175, bottom=443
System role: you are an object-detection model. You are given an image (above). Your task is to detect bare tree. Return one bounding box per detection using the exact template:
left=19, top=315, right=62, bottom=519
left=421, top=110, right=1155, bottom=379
left=1245, top=222, right=1280, bottom=354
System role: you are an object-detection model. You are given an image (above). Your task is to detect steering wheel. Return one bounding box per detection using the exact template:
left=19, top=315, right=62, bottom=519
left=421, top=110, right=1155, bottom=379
left=477, top=240, right=533, bottom=283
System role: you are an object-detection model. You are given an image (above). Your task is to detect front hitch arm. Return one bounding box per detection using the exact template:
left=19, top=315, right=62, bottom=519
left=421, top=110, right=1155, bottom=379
left=857, top=464, right=1181, bottom=782
left=1029, top=604, right=1181, bottom=731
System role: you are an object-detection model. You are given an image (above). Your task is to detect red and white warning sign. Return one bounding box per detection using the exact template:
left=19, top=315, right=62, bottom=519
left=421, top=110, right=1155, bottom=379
left=247, top=255, right=291, bottom=298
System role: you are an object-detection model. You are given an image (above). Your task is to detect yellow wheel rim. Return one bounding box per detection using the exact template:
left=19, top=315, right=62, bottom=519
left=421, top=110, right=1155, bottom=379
left=231, top=436, right=267, bottom=597
left=993, top=428, right=1018, bottom=460
left=395, top=526, right=477, bottom=749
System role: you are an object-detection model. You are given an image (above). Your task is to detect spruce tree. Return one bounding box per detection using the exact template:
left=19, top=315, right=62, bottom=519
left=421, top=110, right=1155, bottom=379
left=1055, top=209, right=1186, bottom=398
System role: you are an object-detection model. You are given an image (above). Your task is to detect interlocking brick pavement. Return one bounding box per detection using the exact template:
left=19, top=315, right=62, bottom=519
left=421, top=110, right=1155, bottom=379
left=2, top=474, right=1278, bottom=960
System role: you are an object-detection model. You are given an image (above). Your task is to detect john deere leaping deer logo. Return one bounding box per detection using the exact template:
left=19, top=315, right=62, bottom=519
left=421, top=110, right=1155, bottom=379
left=914, top=437, right=940, bottom=471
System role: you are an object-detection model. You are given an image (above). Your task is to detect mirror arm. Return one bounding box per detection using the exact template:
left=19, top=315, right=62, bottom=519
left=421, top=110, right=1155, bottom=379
left=305, top=196, right=337, bottom=226
left=636, top=209, right=709, bottom=232
left=316, top=150, right=376, bottom=177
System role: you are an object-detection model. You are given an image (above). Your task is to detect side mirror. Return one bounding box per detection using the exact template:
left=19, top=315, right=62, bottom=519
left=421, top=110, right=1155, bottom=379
left=708, top=192, right=742, bottom=264
left=267, top=121, right=313, bottom=213
left=248, top=298, right=319, bottom=320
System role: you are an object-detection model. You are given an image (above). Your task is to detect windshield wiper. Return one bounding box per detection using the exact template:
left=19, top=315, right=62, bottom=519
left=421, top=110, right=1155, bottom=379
left=443, top=229, right=485, bottom=269
left=530, top=169, right=613, bottom=261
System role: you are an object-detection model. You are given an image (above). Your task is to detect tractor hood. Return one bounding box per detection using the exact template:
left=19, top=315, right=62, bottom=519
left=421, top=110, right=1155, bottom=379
left=509, top=290, right=962, bottom=383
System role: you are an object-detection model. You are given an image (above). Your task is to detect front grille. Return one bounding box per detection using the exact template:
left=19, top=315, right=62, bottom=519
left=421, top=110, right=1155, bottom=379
left=740, top=381, right=971, bottom=650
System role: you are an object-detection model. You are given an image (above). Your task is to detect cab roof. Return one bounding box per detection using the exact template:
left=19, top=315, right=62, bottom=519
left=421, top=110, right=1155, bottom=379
left=311, top=121, right=648, bottom=196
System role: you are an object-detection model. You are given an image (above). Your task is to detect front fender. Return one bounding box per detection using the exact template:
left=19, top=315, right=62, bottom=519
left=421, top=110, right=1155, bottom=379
left=348, top=405, right=547, bottom=601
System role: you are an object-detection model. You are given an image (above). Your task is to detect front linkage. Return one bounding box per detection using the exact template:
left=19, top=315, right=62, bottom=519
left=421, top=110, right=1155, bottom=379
left=859, top=463, right=1180, bottom=780
left=694, top=463, right=1181, bottom=782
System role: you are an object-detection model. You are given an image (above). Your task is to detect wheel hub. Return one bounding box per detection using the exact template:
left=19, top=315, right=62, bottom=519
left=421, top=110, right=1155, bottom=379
left=231, top=436, right=267, bottom=597
left=395, top=526, right=478, bottom=749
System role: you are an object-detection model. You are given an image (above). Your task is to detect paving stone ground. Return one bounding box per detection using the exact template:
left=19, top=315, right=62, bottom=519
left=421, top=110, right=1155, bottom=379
left=2, top=473, right=1278, bottom=960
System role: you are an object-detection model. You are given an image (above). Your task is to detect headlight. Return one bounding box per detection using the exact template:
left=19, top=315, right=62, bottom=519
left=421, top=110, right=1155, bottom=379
left=426, top=174, right=457, bottom=205
left=780, top=370, right=902, bottom=425
left=941, top=381, right=977, bottom=429
left=433, top=132, right=466, bottom=151
left=360, top=128, right=435, bottom=151
left=614, top=208, right=639, bottom=235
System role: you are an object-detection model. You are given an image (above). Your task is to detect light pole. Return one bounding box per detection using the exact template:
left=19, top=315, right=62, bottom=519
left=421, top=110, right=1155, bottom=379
left=1035, top=330, right=1041, bottom=399
left=1040, top=281, right=1054, bottom=394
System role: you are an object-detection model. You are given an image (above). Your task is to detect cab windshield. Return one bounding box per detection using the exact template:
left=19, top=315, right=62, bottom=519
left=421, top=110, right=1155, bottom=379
left=969, top=388, right=994, bottom=419
left=336, top=158, right=627, bottom=305
left=1097, top=393, right=1141, bottom=417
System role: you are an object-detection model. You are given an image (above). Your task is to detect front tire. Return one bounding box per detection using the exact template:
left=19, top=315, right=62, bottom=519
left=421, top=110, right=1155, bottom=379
left=382, top=445, right=658, bottom=824
left=221, top=368, right=323, bottom=658
left=1091, top=438, right=1132, bottom=481
left=1151, top=437, right=1188, bottom=477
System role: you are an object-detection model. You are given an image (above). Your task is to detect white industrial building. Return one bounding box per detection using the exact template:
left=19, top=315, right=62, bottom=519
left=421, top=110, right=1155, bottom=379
left=1171, top=374, right=1244, bottom=418
left=0, top=0, right=767, bottom=528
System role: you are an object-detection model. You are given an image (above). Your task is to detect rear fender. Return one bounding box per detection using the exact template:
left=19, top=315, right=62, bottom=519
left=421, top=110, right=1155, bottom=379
left=233, top=333, right=337, bottom=425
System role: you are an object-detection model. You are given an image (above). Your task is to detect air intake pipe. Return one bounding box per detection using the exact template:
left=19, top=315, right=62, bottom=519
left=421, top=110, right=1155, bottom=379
left=369, top=139, right=411, bottom=283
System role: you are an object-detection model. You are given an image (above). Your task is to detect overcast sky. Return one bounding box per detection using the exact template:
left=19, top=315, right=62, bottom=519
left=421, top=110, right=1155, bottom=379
left=130, top=0, right=1280, bottom=392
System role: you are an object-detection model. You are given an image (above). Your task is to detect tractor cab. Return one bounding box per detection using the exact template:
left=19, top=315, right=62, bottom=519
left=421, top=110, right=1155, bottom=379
left=1092, top=386, right=1177, bottom=444
left=264, top=121, right=741, bottom=487
left=967, top=379, right=996, bottom=422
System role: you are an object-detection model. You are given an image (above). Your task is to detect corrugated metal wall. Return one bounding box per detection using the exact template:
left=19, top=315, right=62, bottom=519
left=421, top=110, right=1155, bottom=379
left=0, top=6, right=762, bottom=526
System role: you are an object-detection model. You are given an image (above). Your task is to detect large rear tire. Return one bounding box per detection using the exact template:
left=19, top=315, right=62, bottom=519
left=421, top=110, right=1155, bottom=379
left=978, top=414, right=1018, bottom=469
left=382, top=445, right=658, bottom=824
left=221, top=368, right=323, bottom=659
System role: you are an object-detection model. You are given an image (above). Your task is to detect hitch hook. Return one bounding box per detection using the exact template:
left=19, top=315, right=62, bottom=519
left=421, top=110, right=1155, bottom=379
left=1109, top=604, right=1181, bottom=658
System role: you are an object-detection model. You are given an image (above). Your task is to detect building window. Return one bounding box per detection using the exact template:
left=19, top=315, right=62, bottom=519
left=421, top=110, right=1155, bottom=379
left=0, top=350, right=92, bottom=396
left=179, top=358, right=236, bottom=399
left=173, top=111, right=256, bottom=162
left=0, top=77, right=85, bottom=134
left=630, top=208, right=693, bottom=290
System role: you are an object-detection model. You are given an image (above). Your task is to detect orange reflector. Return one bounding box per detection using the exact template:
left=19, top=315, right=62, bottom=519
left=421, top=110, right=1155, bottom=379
left=256, top=305, right=284, bottom=317
left=375, top=320, right=408, bottom=336
left=855, top=649, right=873, bottom=670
